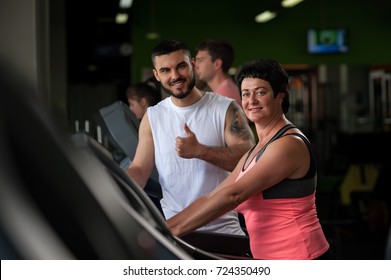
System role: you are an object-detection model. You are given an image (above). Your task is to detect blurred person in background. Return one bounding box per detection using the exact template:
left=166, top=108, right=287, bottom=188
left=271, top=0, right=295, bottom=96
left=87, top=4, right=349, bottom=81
left=126, top=76, right=162, bottom=121
left=194, top=39, right=241, bottom=106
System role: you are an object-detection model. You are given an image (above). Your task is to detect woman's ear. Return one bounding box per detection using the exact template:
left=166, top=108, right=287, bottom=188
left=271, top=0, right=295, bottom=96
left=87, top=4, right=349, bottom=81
left=278, top=92, right=285, bottom=103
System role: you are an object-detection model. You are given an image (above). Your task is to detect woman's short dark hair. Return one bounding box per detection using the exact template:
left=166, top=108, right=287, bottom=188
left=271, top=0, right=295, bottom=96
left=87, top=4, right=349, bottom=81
left=236, top=58, right=290, bottom=114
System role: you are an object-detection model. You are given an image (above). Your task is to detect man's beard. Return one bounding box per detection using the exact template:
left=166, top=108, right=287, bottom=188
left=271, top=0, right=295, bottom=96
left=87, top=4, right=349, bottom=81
left=161, top=73, right=196, bottom=100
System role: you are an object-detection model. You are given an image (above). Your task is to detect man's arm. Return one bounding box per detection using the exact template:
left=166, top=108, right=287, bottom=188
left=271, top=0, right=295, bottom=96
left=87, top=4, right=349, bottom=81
left=175, top=102, right=255, bottom=171
left=126, top=113, right=156, bottom=188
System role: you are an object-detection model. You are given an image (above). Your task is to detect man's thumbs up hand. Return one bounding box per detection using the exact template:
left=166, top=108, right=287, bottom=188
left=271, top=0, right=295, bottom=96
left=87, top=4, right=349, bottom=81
left=175, top=123, right=201, bottom=158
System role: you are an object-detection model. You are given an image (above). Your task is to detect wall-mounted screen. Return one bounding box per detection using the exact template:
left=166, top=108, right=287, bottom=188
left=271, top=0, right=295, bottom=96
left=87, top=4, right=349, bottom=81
left=307, top=28, right=349, bottom=54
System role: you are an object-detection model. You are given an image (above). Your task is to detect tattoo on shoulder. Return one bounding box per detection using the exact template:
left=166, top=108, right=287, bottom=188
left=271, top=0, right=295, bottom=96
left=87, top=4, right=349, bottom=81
left=228, top=102, right=253, bottom=140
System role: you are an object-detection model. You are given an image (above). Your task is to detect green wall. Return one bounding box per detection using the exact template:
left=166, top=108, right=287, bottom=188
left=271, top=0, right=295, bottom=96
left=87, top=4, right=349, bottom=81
left=130, top=0, right=391, bottom=82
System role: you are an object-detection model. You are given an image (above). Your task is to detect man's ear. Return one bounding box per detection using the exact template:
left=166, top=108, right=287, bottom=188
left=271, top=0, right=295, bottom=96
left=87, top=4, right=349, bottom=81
left=214, top=58, right=223, bottom=70
left=153, top=69, right=160, bottom=82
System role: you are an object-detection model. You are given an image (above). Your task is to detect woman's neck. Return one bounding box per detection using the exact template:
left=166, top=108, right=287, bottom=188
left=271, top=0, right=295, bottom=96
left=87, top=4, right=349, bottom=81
left=256, top=115, right=286, bottom=146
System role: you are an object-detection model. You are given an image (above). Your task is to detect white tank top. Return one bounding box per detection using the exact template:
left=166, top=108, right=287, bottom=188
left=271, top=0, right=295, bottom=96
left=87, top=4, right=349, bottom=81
left=148, top=92, right=244, bottom=235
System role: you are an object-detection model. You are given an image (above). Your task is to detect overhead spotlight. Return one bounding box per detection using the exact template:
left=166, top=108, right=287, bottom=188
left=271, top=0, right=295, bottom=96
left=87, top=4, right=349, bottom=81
left=146, top=32, right=160, bottom=40
left=228, top=67, right=237, bottom=76
left=119, top=0, right=133, bottom=9
left=281, top=0, right=304, bottom=8
left=255, top=10, right=277, bottom=23
left=115, top=13, right=128, bottom=24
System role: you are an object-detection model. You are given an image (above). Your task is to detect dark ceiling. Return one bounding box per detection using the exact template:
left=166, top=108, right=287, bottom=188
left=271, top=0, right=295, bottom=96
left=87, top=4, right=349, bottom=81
left=64, top=0, right=391, bottom=83
left=65, top=1, right=133, bottom=83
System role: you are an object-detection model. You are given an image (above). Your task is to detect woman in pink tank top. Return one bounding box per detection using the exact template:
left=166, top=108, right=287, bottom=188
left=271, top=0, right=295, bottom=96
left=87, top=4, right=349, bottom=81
left=167, top=59, right=330, bottom=259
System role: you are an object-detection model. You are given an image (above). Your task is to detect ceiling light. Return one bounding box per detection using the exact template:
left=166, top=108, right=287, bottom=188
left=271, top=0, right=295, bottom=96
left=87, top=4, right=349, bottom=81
left=255, top=10, right=277, bottom=23
left=146, top=32, right=160, bottom=40
left=115, top=13, right=128, bottom=24
left=228, top=67, right=237, bottom=76
left=281, top=0, right=304, bottom=8
left=119, top=0, right=133, bottom=9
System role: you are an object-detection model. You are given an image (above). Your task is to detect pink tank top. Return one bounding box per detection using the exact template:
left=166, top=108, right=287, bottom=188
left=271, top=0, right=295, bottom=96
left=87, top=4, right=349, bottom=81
left=235, top=126, right=329, bottom=259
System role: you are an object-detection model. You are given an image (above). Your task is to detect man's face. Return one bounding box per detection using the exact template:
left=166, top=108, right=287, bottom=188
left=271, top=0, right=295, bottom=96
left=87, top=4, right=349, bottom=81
left=153, top=49, right=196, bottom=99
left=194, top=50, right=215, bottom=83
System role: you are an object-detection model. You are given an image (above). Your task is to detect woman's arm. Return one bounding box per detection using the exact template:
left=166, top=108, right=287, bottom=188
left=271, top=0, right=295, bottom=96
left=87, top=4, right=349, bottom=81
left=167, top=134, right=311, bottom=236
left=167, top=154, right=246, bottom=236
left=167, top=185, right=241, bottom=237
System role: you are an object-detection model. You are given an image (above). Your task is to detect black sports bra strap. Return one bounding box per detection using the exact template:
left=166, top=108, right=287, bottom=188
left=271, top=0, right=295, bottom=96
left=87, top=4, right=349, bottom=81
left=254, top=124, right=296, bottom=162
left=243, top=124, right=297, bottom=171
left=268, top=124, right=296, bottom=143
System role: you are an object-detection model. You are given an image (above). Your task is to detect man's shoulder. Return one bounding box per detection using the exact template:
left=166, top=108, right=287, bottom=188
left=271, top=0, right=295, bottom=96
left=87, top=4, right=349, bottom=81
left=149, top=96, right=170, bottom=110
left=217, top=78, right=239, bottom=91
left=217, top=79, right=241, bottom=100
left=203, top=92, right=233, bottom=117
left=205, top=91, right=234, bottom=103
left=147, top=97, right=171, bottom=121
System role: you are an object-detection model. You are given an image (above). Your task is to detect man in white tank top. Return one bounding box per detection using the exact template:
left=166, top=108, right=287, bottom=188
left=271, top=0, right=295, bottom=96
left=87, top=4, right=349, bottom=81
left=127, top=39, right=255, bottom=235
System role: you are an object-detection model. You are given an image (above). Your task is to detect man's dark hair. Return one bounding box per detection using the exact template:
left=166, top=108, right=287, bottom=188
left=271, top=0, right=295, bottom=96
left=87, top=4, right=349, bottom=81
left=236, top=58, right=291, bottom=114
left=151, top=39, right=191, bottom=65
left=196, top=39, right=234, bottom=73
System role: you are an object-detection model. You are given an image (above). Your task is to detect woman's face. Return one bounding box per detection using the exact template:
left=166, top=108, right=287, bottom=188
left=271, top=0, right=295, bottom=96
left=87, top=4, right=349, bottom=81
left=128, top=98, right=147, bottom=120
left=240, top=77, right=282, bottom=123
